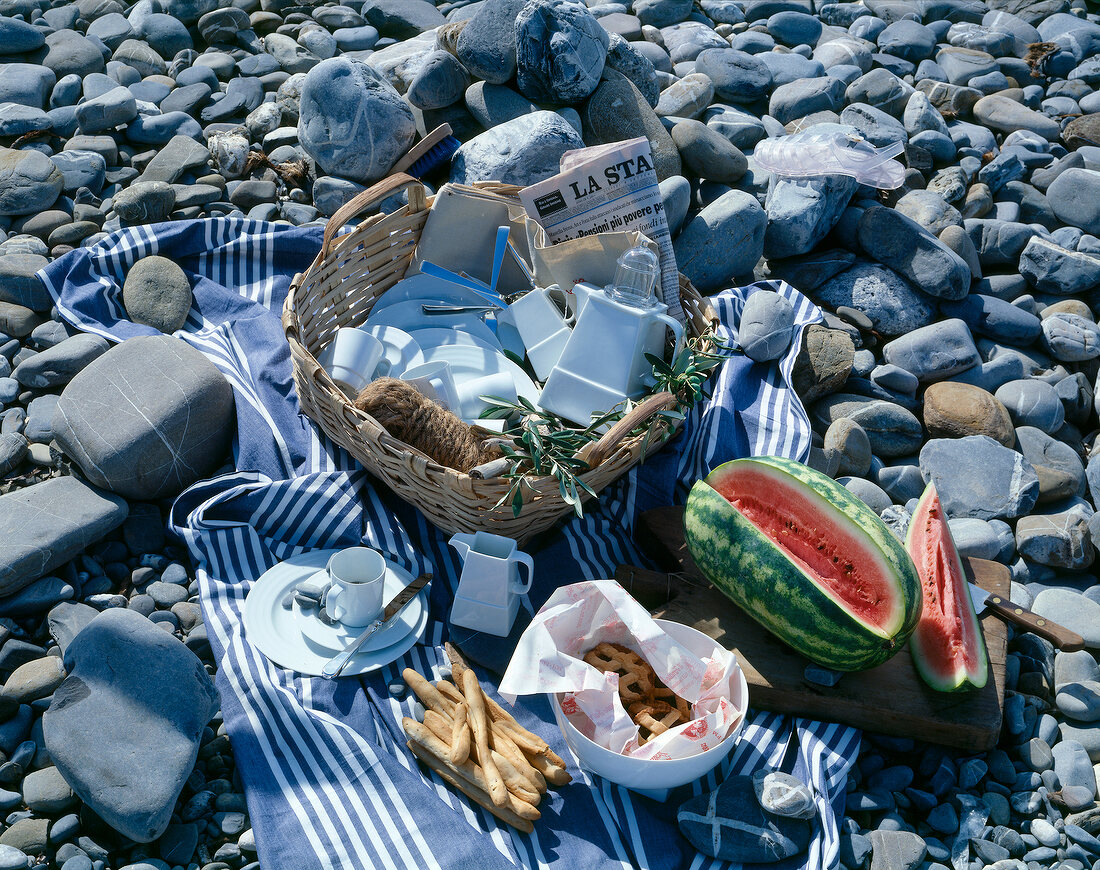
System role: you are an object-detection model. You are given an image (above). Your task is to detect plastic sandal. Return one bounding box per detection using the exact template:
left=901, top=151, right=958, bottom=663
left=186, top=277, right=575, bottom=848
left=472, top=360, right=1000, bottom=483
left=754, top=129, right=906, bottom=189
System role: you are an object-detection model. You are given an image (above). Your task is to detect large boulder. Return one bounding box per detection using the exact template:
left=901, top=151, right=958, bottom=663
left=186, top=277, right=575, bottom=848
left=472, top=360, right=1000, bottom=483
left=298, top=57, right=416, bottom=184
left=0, top=477, right=128, bottom=597
left=514, top=0, right=609, bottom=106
left=52, top=335, right=235, bottom=500
left=0, top=148, right=63, bottom=217
left=450, top=110, right=583, bottom=186
left=43, top=608, right=218, bottom=843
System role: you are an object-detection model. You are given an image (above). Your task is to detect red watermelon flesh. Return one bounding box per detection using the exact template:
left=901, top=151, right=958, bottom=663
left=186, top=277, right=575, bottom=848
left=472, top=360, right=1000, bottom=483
left=905, top=482, right=988, bottom=692
left=711, top=463, right=903, bottom=634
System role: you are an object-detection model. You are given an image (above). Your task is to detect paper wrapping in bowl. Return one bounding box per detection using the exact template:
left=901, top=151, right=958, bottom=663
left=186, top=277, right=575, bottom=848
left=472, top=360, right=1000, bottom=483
left=499, top=579, right=746, bottom=761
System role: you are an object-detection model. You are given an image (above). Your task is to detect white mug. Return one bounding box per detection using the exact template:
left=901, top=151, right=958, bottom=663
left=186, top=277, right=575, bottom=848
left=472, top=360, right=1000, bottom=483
left=325, top=547, right=386, bottom=627
left=318, top=327, right=385, bottom=396
left=455, top=371, right=517, bottom=421
left=400, top=360, right=460, bottom=412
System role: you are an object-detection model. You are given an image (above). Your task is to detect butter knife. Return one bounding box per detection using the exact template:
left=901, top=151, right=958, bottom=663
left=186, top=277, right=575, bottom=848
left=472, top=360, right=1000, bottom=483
left=321, top=573, right=431, bottom=679
left=969, top=581, right=1084, bottom=651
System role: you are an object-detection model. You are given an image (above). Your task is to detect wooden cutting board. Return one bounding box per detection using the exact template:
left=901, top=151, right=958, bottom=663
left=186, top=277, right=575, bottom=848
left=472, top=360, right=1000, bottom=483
left=633, top=505, right=1009, bottom=752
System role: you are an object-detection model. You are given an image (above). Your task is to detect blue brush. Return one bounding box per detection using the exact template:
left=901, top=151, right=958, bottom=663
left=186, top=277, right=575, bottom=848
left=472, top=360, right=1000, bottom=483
left=393, top=124, right=461, bottom=179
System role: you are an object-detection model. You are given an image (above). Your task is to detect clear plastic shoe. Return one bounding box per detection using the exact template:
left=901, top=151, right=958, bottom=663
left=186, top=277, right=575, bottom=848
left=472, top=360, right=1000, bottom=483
left=754, top=129, right=906, bottom=189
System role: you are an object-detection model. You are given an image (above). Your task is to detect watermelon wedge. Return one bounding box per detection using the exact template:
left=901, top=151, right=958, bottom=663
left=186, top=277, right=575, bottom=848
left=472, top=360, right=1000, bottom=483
left=905, top=482, right=989, bottom=692
left=684, top=457, right=922, bottom=672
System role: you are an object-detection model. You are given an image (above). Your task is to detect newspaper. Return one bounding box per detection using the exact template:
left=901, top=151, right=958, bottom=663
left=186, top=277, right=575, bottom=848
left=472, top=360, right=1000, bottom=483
left=519, top=137, right=683, bottom=322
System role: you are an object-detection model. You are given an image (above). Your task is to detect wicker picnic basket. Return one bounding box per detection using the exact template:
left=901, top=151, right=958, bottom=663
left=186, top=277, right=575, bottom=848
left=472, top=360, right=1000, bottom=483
left=283, top=173, right=718, bottom=544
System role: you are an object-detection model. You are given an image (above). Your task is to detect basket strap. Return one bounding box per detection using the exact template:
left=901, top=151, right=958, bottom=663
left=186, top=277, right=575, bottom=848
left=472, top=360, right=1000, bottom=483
left=576, top=391, right=678, bottom=469
left=320, top=173, right=426, bottom=258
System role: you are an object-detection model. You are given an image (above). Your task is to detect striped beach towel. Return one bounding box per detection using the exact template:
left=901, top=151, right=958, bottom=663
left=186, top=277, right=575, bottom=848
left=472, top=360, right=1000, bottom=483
left=41, top=218, right=860, bottom=870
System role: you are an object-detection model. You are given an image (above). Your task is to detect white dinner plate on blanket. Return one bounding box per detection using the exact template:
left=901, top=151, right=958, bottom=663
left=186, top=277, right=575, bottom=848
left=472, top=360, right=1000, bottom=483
left=243, top=549, right=429, bottom=677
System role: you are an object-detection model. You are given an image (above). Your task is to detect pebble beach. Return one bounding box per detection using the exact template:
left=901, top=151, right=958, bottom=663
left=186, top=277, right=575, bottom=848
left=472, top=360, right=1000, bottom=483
left=1, top=0, right=1100, bottom=868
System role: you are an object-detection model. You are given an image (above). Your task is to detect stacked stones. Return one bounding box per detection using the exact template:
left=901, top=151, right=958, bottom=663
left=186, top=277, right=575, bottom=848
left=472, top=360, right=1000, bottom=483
left=0, top=0, right=1098, bottom=866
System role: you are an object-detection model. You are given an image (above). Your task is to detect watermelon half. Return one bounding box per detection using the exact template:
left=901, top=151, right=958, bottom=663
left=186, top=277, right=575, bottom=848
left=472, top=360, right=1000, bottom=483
left=905, top=482, right=989, bottom=692
left=684, top=456, right=923, bottom=672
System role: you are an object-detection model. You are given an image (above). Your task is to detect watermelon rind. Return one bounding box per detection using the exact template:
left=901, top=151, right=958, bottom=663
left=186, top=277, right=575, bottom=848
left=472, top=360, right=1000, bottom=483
left=905, top=482, right=989, bottom=693
left=684, top=456, right=923, bottom=672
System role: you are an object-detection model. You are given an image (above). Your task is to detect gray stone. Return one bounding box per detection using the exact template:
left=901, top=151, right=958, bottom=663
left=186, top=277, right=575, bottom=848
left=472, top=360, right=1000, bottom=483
left=919, top=435, right=1039, bottom=520
left=972, top=93, right=1061, bottom=140
left=451, top=111, right=583, bottom=186
left=122, top=256, right=192, bottom=334
left=0, top=433, right=27, bottom=476
left=656, top=73, right=714, bottom=119
left=752, top=770, right=816, bottom=820
left=0, top=148, right=63, bottom=217
left=41, top=31, right=105, bottom=79
left=814, top=263, right=936, bottom=336
left=22, top=766, right=76, bottom=815
left=769, top=76, right=846, bottom=125
left=11, top=335, right=109, bottom=389
left=858, top=205, right=970, bottom=300
left=406, top=50, right=469, bottom=111
left=672, top=120, right=746, bottom=183
left=75, top=87, right=137, bottom=135
left=47, top=602, right=99, bottom=656
left=0, top=64, right=54, bottom=110
left=882, top=319, right=980, bottom=382
left=1033, top=589, right=1100, bottom=650
left=0, top=253, right=50, bottom=312
left=1057, top=681, right=1100, bottom=722
left=813, top=395, right=923, bottom=457
left=113, top=182, right=175, bottom=225
left=673, top=190, right=766, bottom=291
left=1019, top=238, right=1100, bottom=296
left=678, top=774, right=811, bottom=862
left=1047, top=169, right=1100, bottom=236
left=298, top=58, right=415, bottom=185
left=868, top=830, right=927, bottom=870
left=53, top=335, right=235, bottom=501
left=43, top=608, right=218, bottom=842
left=940, top=295, right=1040, bottom=347
left=515, top=0, right=608, bottom=106
left=1, top=655, right=65, bottom=703
left=994, top=379, right=1064, bottom=434
left=1052, top=740, right=1097, bottom=796
left=1041, top=314, right=1100, bottom=362
left=1017, top=506, right=1094, bottom=569
left=824, top=417, right=872, bottom=476
left=738, top=290, right=795, bottom=362
left=695, top=49, right=772, bottom=104
left=455, top=0, right=527, bottom=85
left=764, top=174, right=857, bottom=260
left=0, top=477, right=127, bottom=597
left=582, top=71, right=681, bottom=180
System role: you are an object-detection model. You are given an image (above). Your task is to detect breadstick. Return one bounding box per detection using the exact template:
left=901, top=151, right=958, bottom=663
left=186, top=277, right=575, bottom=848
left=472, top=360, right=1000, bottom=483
left=422, top=712, right=540, bottom=805
left=527, top=751, right=573, bottom=786
left=445, top=644, right=551, bottom=751
left=436, top=679, right=464, bottom=705
left=406, top=741, right=534, bottom=834
left=449, top=702, right=470, bottom=765
left=492, top=727, right=546, bottom=793
left=403, top=669, right=455, bottom=716
left=403, top=719, right=539, bottom=820
left=461, top=670, right=509, bottom=808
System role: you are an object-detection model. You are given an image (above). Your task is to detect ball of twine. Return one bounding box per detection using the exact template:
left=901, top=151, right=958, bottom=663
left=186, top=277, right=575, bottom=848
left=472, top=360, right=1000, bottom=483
left=354, top=378, right=502, bottom=473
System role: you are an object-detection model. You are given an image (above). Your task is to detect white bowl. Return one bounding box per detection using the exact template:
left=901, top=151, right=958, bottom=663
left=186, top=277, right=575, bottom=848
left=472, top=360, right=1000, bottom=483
left=549, top=619, right=748, bottom=793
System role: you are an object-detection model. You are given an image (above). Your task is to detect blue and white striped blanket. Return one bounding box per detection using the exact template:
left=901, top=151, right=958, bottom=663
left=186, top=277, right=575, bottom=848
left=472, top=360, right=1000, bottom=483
left=40, top=218, right=860, bottom=870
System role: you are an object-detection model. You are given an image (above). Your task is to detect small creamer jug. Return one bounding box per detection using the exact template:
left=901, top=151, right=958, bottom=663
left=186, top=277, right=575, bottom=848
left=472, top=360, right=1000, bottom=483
left=448, top=532, right=534, bottom=637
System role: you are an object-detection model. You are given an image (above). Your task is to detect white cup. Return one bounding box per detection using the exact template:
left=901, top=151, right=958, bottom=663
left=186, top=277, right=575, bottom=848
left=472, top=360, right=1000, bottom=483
left=318, top=328, right=385, bottom=396
left=325, top=547, right=386, bottom=627
left=400, top=360, right=460, bottom=412
left=456, top=371, right=517, bottom=421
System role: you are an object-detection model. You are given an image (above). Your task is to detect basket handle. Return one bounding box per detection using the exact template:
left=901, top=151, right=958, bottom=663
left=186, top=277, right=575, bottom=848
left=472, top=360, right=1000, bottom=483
left=321, top=173, right=425, bottom=258
left=576, top=391, right=678, bottom=469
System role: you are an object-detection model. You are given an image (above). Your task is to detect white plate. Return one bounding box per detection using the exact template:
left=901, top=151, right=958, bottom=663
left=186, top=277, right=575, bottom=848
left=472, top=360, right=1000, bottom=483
left=370, top=273, right=500, bottom=314
left=294, top=569, right=424, bottom=653
left=418, top=344, right=540, bottom=415
left=407, top=327, right=501, bottom=352
left=362, top=325, right=424, bottom=379
left=367, top=300, right=501, bottom=349
left=243, top=550, right=429, bottom=677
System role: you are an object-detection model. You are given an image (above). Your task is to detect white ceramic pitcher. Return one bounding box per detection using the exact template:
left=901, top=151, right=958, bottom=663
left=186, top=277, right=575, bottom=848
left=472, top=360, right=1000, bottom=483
left=448, top=532, right=534, bottom=636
